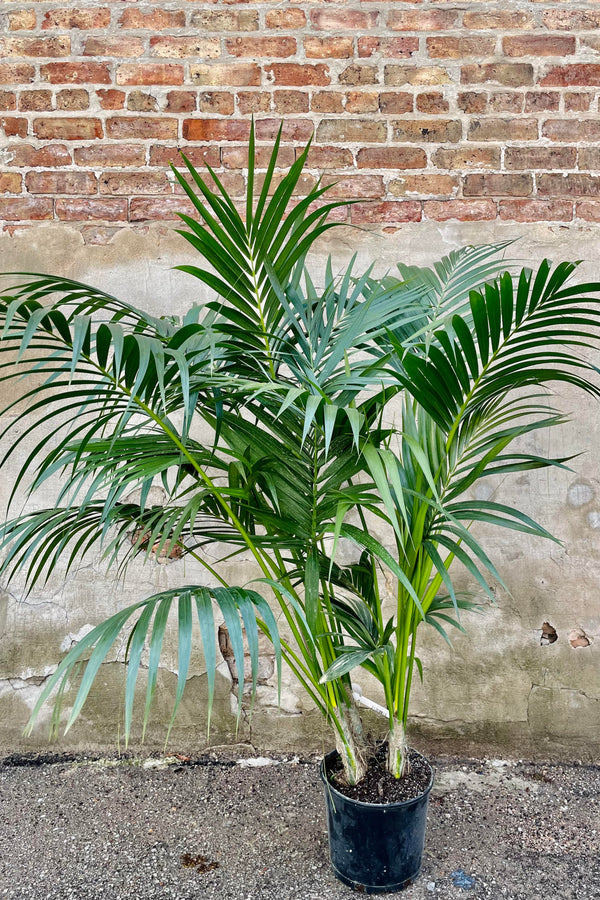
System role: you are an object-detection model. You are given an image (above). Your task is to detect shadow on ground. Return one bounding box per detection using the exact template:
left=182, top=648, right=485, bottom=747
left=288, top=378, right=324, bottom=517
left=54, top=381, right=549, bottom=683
left=0, top=750, right=598, bottom=899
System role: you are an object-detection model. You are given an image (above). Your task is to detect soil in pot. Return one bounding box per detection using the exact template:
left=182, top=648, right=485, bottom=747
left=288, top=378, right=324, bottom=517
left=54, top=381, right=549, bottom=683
left=321, top=746, right=434, bottom=894
left=326, top=745, right=432, bottom=804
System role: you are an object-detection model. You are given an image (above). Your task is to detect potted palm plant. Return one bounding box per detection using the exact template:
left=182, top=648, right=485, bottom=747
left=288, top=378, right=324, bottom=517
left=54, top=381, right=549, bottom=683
left=2, top=123, right=600, bottom=893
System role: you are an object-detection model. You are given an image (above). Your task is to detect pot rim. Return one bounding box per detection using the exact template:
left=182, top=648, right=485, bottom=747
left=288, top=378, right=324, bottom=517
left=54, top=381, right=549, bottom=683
left=320, top=748, right=434, bottom=810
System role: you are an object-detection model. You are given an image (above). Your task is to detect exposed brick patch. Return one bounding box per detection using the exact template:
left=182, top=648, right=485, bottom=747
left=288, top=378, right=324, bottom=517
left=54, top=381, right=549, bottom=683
left=424, top=200, right=497, bottom=221
left=56, top=198, right=128, bottom=221
left=0, top=0, right=599, bottom=231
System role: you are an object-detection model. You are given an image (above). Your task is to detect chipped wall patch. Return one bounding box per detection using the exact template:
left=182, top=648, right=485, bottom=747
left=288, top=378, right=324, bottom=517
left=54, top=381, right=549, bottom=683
left=540, top=622, right=558, bottom=645
left=569, top=628, right=591, bottom=649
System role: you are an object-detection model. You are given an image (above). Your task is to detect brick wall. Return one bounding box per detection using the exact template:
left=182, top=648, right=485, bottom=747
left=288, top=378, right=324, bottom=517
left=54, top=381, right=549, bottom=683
left=1, top=1, right=600, bottom=235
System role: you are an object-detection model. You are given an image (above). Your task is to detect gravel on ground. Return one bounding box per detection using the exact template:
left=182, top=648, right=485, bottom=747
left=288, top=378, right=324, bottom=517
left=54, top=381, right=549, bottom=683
left=0, top=749, right=598, bottom=900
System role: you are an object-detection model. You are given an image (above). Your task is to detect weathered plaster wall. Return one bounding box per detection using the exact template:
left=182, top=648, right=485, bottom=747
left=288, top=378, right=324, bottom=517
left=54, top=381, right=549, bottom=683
left=0, top=219, right=599, bottom=761
left=1, top=0, right=600, bottom=758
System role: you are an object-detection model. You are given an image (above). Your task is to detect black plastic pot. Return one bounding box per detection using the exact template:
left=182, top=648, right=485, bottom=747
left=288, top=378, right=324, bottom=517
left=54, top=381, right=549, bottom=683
left=320, top=751, right=434, bottom=894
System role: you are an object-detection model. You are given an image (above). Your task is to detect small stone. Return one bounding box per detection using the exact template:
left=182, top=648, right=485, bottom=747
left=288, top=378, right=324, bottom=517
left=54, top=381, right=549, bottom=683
left=427, top=881, right=436, bottom=892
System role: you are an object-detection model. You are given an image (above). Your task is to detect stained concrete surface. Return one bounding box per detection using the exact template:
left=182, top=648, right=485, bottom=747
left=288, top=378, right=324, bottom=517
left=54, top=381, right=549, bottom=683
left=0, top=749, right=598, bottom=900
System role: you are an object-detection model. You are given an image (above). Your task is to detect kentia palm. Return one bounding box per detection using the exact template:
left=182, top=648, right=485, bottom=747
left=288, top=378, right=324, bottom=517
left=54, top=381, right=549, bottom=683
left=1, top=123, right=600, bottom=790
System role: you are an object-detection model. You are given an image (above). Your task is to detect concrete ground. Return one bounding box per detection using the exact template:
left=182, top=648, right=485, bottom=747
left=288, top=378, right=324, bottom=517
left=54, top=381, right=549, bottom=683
left=0, top=749, right=598, bottom=900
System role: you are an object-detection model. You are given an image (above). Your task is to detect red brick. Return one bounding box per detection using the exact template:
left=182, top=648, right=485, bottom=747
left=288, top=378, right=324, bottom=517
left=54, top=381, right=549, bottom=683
left=192, top=9, right=259, bottom=31
left=9, top=10, right=36, bottom=31
left=385, top=66, right=451, bottom=86
left=565, top=93, right=591, bottom=112
left=19, top=89, right=52, bottom=111
left=304, top=37, right=354, bottom=59
left=204, top=92, right=236, bottom=116
left=311, top=10, right=378, bottom=30
left=57, top=88, right=89, bottom=111
left=503, top=36, right=576, bottom=58
left=416, top=92, right=449, bottom=114
left=3, top=143, right=71, bottom=167
left=351, top=201, right=421, bottom=225
left=464, top=11, right=534, bottom=30
left=0, top=92, right=16, bottom=111
left=274, top=90, right=309, bottom=114
left=2, top=36, right=70, bottom=59
left=130, top=197, right=195, bottom=222
left=106, top=117, right=177, bottom=140
left=0, top=173, right=22, bottom=194
left=524, top=91, right=559, bottom=113
left=254, top=118, right=313, bottom=142
left=577, top=149, right=600, bottom=170
left=358, top=37, right=418, bottom=59
left=317, top=118, right=386, bottom=143
left=116, top=64, right=184, bottom=87
left=42, top=8, right=110, bottom=29
left=357, top=147, right=426, bottom=169
left=462, top=63, right=533, bottom=87
left=237, top=91, right=271, bottom=114
left=0, top=64, right=35, bottom=84
left=55, top=198, right=128, bottom=221
left=25, top=171, right=97, bottom=194
left=227, top=36, right=295, bottom=58
left=458, top=92, right=487, bottom=114
left=505, top=147, right=576, bottom=170
left=150, top=37, right=221, bottom=59
left=543, top=119, right=600, bottom=142
left=40, top=63, right=110, bottom=84
left=489, top=91, right=523, bottom=113
left=575, top=202, right=600, bottom=223
left=151, top=145, right=220, bottom=169
left=303, top=146, right=353, bottom=169
left=99, top=172, right=170, bottom=195
left=427, top=37, right=495, bottom=59
left=127, top=91, right=158, bottom=113
left=266, top=63, right=330, bottom=86
left=1, top=117, right=27, bottom=138
left=468, top=118, right=538, bottom=142
left=500, top=200, right=573, bottom=223
left=388, top=10, right=458, bottom=31
left=119, top=9, right=185, bottom=30
left=0, top=198, right=53, bottom=220
left=389, top=174, right=458, bottom=197
left=324, top=175, right=383, bottom=199
left=311, top=91, right=344, bottom=113
left=221, top=145, right=294, bottom=170
left=423, top=200, right=496, bottom=221
left=538, top=174, right=600, bottom=198
left=463, top=174, right=532, bottom=197
left=379, top=92, right=413, bottom=114
left=345, top=91, right=378, bottom=114
left=84, top=37, right=144, bottom=58
left=190, top=64, right=261, bottom=87
left=183, top=119, right=250, bottom=143
left=74, top=145, right=146, bottom=168
left=541, top=66, right=600, bottom=88
left=433, top=147, right=501, bottom=169
left=340, top=65, right=379, bottom=86
left=392, top=119, right=461, bottom=143
left=543, top=10, right=600, bottom=31
left=265, top=9, right=305, bottom=29
left=166, top=91, right=197, bottom=113
left=33, top=117, right=103, bottom=140
left=96, top=89, right=125, bottom=110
